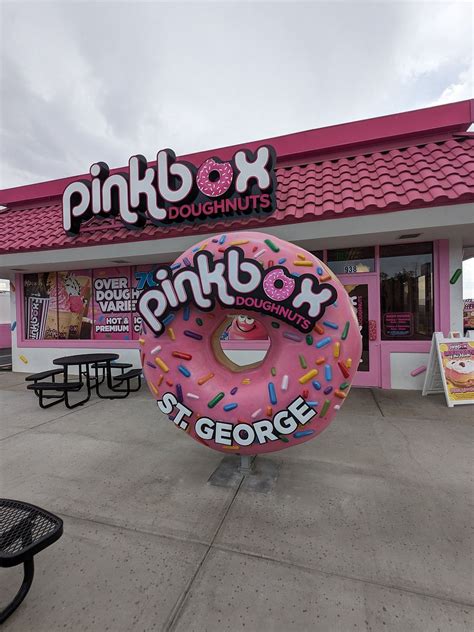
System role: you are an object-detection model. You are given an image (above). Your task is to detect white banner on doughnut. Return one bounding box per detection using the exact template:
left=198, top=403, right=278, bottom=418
left=158, top=392, right=317, bottom=449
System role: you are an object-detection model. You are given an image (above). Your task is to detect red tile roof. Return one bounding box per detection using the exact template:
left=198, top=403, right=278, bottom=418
left=0, top=136, right=473, bottom=255
left=1, top=99, right=473, bottom=256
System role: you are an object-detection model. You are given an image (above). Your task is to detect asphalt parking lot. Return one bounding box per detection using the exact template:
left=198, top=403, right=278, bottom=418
left=1, top=372, right=472, bottom=631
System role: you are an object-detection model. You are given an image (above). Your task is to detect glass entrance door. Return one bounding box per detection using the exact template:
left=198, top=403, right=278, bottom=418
left=338, top=274, right=380, bottom=387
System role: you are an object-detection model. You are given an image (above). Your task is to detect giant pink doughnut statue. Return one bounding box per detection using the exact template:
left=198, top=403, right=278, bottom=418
left=137, top=231, right=362, bottom=455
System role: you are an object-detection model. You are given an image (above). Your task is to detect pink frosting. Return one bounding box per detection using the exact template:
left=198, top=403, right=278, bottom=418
left=140, top=231, right=362, bottom=455
left=48, top=274, right=70, bottom=310
left=196, top=158, right=233, bottom=198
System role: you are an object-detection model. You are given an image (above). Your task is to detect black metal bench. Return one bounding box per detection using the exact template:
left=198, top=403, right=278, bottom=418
left=26, top=381, right=85, bottom=409
left=0, top=499, right=63, bottom=623
left=91, top=361, right=133, bottom=385
left=95, top=361, right=133, bottom=372
left=25, top=369, right=64, bottom=384
left=25, top=369, right=67, bottom=408
left=112, top=368, right=143, bottom=396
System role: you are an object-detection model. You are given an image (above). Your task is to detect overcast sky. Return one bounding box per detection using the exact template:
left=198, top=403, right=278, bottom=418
left=0, top=0, right=472, bottom=190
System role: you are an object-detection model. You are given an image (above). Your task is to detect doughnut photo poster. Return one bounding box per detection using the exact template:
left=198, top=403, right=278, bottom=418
left=137, top=231, right=362, bottom=455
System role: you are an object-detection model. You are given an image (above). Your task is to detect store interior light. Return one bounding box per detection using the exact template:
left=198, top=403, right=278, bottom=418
left=398, top=233, right=421, bottom=239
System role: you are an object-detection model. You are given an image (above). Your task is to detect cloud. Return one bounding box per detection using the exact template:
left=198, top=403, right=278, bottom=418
left=0, top=1, right=472, bottom=189
left=434, top=64, right=473, bottom=105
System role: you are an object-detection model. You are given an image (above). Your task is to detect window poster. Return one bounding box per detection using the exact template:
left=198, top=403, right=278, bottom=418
left=92, top=267, right=133, bottom=340
left=23, top=273, right=53, bottom=340
left=383, top=312, right=414, bottom=338
left=131, top=265, right=158, bottom=340
left=23, top=271, right=92, bottom=340
left=55, top=270, right=92, bottom=339
left=22, top=265, right=164, bottom=342
left=464, top=300, right=474, bottom=332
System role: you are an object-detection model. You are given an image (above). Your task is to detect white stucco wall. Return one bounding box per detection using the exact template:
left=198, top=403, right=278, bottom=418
left=389, top=352, right=430, bottom=390
left=449, top=237, right=464, bottom=334
left=12, top=344, right=141, bottom=375
left=0, top=292, right=10, bottom=323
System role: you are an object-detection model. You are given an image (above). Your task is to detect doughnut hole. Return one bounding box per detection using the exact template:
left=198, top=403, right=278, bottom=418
left=212, top=314, right=271, bottom=372
left=208, top=169, right=221, bottom=182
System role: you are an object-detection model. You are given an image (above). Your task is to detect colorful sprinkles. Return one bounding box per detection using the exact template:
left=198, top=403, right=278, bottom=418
left=264, top=238, right=280, bottom=252
left=223, top=403, right=238, bottom=411
left=178, top=365, right=191, bottom=377
left=299, top=369, right=318, bottom=385
left=198, top=373, right=214, bottom=385
left=283, top=332, right=303, bottom=342
left=316, top=337, right=332, bottom=349
left=184, top=330, right=203, bottom=340
left=208, top=392, right=225, bottom=408
left=172, top=351, right=192, bottom=360
left=268, top=382, right=277, bottom=405
left=341, top=321, right=350, bottom=340
left=154, top=357, right=169, bottom=372
left=139, top=234, right=357, bottom=453
left=294, top=430, right=314, bottom=438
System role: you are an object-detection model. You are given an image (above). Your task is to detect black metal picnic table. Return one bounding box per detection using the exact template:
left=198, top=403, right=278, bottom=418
left=0, top=499, right=63, bottom=623
left=53, top=353, right=120, bottom=402
left=26, top=353, right=142, bottom=408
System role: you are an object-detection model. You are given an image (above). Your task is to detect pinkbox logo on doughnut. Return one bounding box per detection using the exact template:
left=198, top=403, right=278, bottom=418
left=138, top=247, right=337, bottom=337
left=62, top=145, right=277, bottom=236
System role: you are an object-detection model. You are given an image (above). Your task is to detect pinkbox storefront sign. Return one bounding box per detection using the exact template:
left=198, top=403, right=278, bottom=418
left=62, top=145, right=277, bottom=236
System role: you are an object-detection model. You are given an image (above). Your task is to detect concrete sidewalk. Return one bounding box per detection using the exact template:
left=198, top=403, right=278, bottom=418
left=0, top=372, right=472, bottom=631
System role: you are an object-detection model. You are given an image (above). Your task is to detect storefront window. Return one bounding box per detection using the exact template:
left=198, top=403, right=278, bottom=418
left=327, top=247, right=375, bottom=274
left=380, top=242, right=433, bottom=340
left=22, top=265, right=160, bottom=341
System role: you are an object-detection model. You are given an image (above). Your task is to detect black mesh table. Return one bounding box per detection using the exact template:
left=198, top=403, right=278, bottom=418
left=53, top=353, right=120, bottom=401
left=0, top=499, right=63, bottom=623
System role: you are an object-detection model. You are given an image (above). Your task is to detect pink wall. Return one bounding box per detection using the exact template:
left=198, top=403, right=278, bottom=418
left=0, top=323, right=11, bottom=348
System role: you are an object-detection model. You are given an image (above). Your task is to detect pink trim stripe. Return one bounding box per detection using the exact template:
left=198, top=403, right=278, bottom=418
left=437, top=239, right=451, bottom=336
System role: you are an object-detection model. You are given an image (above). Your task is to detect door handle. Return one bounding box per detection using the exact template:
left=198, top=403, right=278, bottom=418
left=369, top=319, right=377, bottom=341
